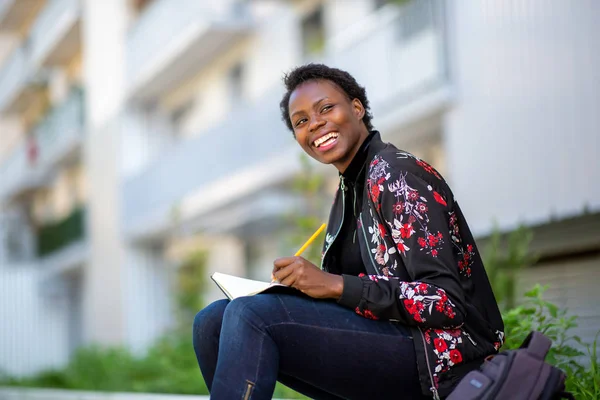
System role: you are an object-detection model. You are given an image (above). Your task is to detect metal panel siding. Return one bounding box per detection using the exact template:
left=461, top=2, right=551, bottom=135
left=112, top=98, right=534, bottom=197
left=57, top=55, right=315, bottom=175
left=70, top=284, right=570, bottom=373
left=517, top=253, right=600, bottom=355
left=446, top=0, right=600, bottom=236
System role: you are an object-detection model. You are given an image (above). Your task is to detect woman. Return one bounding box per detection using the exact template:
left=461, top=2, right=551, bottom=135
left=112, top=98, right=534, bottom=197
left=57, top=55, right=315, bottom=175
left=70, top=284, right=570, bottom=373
left=193, top=64, right=504, bottom=399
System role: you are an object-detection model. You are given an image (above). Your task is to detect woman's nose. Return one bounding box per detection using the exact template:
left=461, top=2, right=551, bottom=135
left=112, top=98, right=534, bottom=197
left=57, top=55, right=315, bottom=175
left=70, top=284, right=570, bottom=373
left=308, top=115, right=326, bottom=133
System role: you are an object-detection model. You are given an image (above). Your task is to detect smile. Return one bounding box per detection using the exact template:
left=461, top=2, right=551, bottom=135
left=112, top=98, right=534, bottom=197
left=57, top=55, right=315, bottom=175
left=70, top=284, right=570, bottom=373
left=313, top=132, right=339, bottom=148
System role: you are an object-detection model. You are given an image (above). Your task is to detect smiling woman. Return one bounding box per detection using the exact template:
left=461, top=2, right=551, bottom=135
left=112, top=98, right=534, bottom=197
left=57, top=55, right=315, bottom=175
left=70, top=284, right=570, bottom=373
left=192, top=64, right=505, bottom=400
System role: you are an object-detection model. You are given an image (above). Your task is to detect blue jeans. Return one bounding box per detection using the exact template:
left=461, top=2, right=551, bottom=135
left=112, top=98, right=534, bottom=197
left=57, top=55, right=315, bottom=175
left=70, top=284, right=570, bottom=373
left=192, top=293, right=425, bottom=399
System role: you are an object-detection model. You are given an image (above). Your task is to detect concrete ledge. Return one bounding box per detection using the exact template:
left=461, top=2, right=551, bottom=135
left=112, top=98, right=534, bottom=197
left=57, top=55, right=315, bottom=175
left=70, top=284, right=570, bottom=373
left=0, top=388, right=210, bottom=400
left=0, top=387, right=291, bottom=400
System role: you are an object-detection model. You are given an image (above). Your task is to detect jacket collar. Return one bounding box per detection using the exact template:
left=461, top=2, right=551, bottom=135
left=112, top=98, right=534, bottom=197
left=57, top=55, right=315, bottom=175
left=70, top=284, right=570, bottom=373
left=340, top=131, right=386, bottom=183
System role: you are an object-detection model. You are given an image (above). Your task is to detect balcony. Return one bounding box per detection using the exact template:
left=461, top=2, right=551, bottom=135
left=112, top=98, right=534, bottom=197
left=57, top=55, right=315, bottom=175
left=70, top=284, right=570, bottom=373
left=0, top=88, right=85, bottom=201
left=0, top=45, right=47, bottom=115
left=126, top=0, right=254, bottom=101
left=29, top=0, right=81, bottom=67
left=36, top=207, right=85, bottom=257
left=122, top=0, right=449, bottom=240
left=0, top=0, right=45, bottom=32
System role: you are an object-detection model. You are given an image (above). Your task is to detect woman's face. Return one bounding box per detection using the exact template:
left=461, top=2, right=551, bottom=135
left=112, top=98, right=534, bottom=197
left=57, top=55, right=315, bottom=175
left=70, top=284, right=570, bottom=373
left=288, top=79, right=369, bottom=173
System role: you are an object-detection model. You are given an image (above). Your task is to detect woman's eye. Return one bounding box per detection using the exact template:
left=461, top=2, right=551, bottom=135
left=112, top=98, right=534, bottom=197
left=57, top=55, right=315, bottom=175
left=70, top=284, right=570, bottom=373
left=295, top=118, right=307, bottom=127
left=321, top=105, right=333, bottom=113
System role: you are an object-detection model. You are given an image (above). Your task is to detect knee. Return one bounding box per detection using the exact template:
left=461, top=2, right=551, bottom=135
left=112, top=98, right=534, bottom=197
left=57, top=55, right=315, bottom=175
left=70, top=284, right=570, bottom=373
left=193, top=299, right=229, bottom=338
left=222, top=296, right=274, bottom=329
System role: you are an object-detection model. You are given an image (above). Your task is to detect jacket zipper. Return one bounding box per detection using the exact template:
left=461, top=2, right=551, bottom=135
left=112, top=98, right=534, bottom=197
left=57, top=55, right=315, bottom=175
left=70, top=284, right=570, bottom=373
left=243, top=381, right=254, bottom=400
left=352, top=184, right=358, bottom=243
left=419, top=328, right=441, bottom=400
left=320, top=176, right=347, bottom=271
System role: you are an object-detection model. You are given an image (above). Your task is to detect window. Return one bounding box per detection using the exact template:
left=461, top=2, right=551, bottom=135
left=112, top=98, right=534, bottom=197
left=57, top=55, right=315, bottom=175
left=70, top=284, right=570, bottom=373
left=301, top=7, right=325, bottom=56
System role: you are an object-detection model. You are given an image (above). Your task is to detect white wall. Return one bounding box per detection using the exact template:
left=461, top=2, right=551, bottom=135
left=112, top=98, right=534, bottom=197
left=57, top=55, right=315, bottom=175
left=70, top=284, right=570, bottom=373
left=0, top=266, right=70, bottom=376
left=445, top=0, right=600, bottom=235
left=81, top=0, right=128, bottom=345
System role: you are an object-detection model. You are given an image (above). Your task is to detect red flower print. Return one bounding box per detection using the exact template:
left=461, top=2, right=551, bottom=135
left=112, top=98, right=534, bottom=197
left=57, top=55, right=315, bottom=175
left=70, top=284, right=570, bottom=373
left=467, top=244, right=473, bottom=252
left=417, top=159, right=442, bottom=179
left=397, top=242, right=408, bottom=255
left=408, top=190, right=419, bottom=201
left=418, top=283, right=428, bottom=292
left=416, top=202, right=428, bottom=214
left=403, top=299, right=417, bottom=314
left=418, top=237, right=427, bottom=248
left=358, top=273, right=366, bottom=278
left=431, top=249, right=438, bottom=257
left=428, top=234, right=439, bottom=247
left=424, top=331, right=432, bottom=344
left=400, top=223, right=414, bottom=239
left=433, top=191, right=447, bottom=206
left=363, top=309, right=379, bottom=320
left=393, top=201, right=404, bottom=214
left=378, top=223, right=386, bottom=238
left=408, top=215, right=416, bottom=224
left=434, top=338, right=448, bottom=353
left=449, top=349, right=463, bottom=364
left=370, top=184, right=380, bottom=202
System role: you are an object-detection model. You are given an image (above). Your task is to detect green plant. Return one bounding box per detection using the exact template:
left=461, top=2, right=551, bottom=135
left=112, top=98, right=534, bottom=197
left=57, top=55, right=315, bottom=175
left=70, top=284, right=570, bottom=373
left=502, top=284, right=600, bottom=399
left=568, top=333, right=600, bottom=399
left=483, top=224, right=537, bottom=310
left=174, top=250, right=207, bottom=330
left=36, top=207, right=85, bottom=256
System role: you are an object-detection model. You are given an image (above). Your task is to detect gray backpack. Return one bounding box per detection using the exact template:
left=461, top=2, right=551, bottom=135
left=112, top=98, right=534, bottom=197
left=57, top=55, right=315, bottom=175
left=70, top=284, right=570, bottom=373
left=447, top=331, right=574, bottom=400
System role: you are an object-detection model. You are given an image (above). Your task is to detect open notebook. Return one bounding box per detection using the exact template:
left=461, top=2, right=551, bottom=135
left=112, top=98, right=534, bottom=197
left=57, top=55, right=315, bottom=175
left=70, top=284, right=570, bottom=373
left=211, top=272, right=295, bottom=300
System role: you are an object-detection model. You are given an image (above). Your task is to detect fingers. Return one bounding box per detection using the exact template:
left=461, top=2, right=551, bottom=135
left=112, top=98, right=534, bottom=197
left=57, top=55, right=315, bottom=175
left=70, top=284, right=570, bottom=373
left=273, top=262, right=296, bottom=283
left=273, top=256, right=299, bottom=269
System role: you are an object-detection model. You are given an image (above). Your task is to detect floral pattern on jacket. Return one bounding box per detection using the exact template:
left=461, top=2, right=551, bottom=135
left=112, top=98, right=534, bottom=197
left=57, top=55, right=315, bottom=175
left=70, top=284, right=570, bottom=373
left=324, top=144, right=505, bottom=397
left=322, top=134, right=505, bottom=397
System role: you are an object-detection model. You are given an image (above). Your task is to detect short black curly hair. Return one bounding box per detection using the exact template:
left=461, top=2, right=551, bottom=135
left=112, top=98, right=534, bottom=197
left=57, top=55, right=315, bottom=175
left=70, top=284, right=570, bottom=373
left=279, top=63, right=374, bottom=134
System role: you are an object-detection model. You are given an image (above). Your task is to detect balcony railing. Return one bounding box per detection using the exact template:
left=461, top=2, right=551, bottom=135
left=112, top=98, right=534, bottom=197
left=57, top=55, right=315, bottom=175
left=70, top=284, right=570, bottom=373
left=126, top=0, right=253, bottom=99
left=29, top=0, right=81, bottom=67
left=0, top=46, right=30, bottom=112
left=0, top=88, right=85, bottom=200
left=122, top=0, right=449, bottom=237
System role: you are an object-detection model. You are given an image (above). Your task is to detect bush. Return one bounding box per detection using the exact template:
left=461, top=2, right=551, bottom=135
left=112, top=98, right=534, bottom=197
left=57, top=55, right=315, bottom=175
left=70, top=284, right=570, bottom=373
left=502, top=284, right=600, bottom=399
left=0, top=330, right=307, bottom=398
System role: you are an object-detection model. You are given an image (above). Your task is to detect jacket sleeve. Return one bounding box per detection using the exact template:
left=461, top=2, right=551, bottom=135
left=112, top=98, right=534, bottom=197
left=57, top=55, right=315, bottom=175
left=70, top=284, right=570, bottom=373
left=338, top=170, right=466, bottom=329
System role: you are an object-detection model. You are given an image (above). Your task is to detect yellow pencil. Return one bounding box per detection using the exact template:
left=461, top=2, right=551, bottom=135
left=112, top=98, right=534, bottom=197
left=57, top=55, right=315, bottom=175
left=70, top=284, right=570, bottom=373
left=272, top=223, right=327, bottom=282
left=294, top=223, right=327, bottom=256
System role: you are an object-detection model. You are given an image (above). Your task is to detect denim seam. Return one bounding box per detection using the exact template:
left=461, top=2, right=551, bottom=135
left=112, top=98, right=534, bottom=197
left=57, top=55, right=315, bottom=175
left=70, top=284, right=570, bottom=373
left=265, top=321, right=413, bottom=341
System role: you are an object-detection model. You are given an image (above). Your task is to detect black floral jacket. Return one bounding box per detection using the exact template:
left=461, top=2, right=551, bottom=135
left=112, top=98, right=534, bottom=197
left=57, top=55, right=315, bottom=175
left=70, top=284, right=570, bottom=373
left=321, top=132, right=505, bottom=399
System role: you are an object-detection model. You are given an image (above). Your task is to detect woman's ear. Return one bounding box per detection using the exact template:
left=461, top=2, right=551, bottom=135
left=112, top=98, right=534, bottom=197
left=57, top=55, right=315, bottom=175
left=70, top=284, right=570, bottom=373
left=352, top=98, right=365, bottom=120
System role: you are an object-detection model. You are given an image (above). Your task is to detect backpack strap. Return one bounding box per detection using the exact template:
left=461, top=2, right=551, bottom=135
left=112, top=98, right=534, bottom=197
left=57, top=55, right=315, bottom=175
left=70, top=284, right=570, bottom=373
left=520, top=331, right=552, bottom=360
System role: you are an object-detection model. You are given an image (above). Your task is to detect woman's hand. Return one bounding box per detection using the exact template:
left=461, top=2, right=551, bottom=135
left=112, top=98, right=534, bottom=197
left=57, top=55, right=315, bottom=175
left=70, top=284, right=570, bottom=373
left=272, top=256, right=343, bottom=299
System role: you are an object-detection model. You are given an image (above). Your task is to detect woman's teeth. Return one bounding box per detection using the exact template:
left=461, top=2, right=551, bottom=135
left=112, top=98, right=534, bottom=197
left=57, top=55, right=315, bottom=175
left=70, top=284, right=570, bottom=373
left=314, top=132, right=339, bottom=147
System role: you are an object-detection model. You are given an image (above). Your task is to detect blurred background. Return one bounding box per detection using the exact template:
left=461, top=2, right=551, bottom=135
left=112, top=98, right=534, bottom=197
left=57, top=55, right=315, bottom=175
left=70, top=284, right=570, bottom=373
left=0, top=0, right=598, bottom=398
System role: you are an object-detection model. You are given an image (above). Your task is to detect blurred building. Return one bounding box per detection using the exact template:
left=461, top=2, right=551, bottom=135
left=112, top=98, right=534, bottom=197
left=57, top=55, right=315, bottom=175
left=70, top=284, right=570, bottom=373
left=0, top=0, right=598, bottom=377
